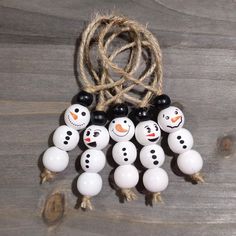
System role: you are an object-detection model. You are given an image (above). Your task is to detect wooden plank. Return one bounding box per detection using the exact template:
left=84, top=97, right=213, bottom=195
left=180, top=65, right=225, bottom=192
left=0, top=0, right=236, bottom=235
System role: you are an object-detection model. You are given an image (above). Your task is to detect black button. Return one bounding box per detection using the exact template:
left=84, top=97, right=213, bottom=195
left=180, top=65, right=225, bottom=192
left=86, top=154, right=90, bottom=158
left=183, top=145, right=187, bottom=149
left=153, top=161, right=159, bottom=165
left=152, top=155, right=157, bottom=159
left=85, top=165, right=89, bottom=168
left=64, top=141, right=68, bottom=145
left=67, top=131, right=72, bottom=136
left=177, top=136, right=181, bottom=140
left=122, top=148, right=126, bottom=151
left=65, top=136, right=70, bottom=140
left=85, top=160, right=89, bottom=163
left=123, top=153, right=127, bottom=156
left=124, top=158, right=128, bottom=161
left=150, top=150, right=155, bottom=154
left=180, top=140, right=184, bottom=144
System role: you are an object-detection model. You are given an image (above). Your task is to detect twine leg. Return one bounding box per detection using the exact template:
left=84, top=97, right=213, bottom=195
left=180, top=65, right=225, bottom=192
left=121, top=188, right=137, bottom=201
left=41, top=169, right=56, bottom=184
left=81, top=196, right=93, bottom=210
left=191, top=172, right=205, bottom=183
left=152, top=192, right=163, bottom=203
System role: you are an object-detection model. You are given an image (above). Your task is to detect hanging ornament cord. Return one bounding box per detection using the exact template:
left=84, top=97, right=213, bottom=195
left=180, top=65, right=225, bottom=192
left=79, top=14, right=163, bottom=111
left=78, top=14, right=164, bottom=202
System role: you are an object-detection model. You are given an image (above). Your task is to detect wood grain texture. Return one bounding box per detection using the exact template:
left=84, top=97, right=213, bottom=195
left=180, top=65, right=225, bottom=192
left=0, top=1, right=236, bottom=235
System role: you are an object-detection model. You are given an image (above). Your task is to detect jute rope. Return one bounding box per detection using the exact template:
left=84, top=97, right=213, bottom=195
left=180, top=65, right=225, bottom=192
left=78, top=14, right=163, bottom=111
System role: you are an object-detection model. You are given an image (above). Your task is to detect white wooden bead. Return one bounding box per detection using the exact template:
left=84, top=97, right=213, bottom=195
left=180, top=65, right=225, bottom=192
left=157, top=106, right=185, bottom=133
left=168, top=128, right=193, bottom=154
left=77, top=172, right=102, bottom=197
left=53, top=125, right=79, bottom=151
left=177, top=150, right=203, bottom=175
left=42, top=146, right=69, bottom=172
left=108, top=117, right=135, bottom=142
left=112, top=141, right=137, bottom=165
left=64, top=104, right=90, bottom=130
left=140, top=144, right=165, bottom=169
left=135, top=120, right=161, bottom=146
left=83, top=125, right=109, bottom=150
left=143, top=168, right=169, bottom=193
left=80, top=149, right=106, bottom=173
left=114, top=165, right=139, bottom=189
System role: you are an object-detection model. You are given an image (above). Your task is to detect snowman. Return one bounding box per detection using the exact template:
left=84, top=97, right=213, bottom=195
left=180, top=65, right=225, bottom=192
left=135, top=108, right=169, bottom=203
left=77, top=111, right=110, bottom=210
left=41, top=91, right=92, bottom=183
left=108, top=104, right=139, bottom=201
left=156, top=94, right=204, bottom=183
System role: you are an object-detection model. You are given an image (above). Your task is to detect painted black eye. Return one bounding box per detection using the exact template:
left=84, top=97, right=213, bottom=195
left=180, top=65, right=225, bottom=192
left=75, top=108, right=79, bottom=113
left=155, top=125, right=159, bottom=131
left=86, top=131, right=90, bottom=136
left=93, top=131, right=100, bottom=137
left=165, top=116, right=169, bottom=120
left=82, top=112, right=86, bottom=116
left=124, top=120, right=127, bottom=123
left=175, top=110, right=178, bottom=115
left=112, top=120, right=115, bottom=123
left=146, top=127, right=151, bottom=133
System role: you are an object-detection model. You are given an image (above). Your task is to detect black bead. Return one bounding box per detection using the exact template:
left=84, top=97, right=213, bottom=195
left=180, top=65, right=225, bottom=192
left=154, top=94, right=171, bottom=109
left=112, top=103, right=128, bottom=117
left=77, top=90, right=93, bottom=107
left=91, top=110, right=107, bottom=126
left=135, top=107, right=150, bottom=121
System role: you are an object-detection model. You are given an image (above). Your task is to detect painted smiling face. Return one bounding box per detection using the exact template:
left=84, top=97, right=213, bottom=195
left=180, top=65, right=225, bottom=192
left=83, top=125, right=109, bottom=150
left=108, top=117, right=135, bottom=142
left=157, top=106, right=185, bottom=133
left=64, top=104, right=90, bottom=130
left=135, top=120, right=161, bottom=146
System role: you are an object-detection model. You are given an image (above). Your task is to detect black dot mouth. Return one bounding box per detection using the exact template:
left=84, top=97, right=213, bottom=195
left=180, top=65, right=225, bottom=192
left=167, top=117, right=183, bottom=129
left=112, top=125, right=131, bottom=137
left=148, top=137, right=159, bottom=142
left=68, top=115, right=85, bottom=127
left=87, top=141, right=97, bottom=147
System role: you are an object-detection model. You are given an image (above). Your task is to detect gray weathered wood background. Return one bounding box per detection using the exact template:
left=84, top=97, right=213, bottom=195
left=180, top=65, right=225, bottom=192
left=0, top=1, right=236, bottom=235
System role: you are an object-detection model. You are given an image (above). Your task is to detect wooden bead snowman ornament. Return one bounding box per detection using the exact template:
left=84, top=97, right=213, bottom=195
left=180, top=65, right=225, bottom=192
left=108, top=104, right=139, bottom=201
left=77, top=110, right=109, bottom=210
left=41, top=91, right=92, bottom=183
left=155, top=95, right=204, bottom=183
left=135, top=108, right=169, bottom=203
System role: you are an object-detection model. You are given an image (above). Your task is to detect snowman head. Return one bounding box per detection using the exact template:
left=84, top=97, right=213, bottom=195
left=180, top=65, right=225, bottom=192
left=64, top=104, right=90, bottom=130
left=135, top=120, right=161, bottom=146
left=83, top=125, right=109, bottom=150
left=108, top=117, right=135, bottom=142
left=157, top=106, right=185, bottom=133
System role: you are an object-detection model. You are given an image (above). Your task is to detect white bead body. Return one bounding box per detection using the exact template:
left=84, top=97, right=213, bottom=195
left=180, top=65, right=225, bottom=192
left=42, top=146, right=69, bottom=172
left=80, top=149, right=106, bottom=173
left=77, top=172, right=102, bottom=197
left=83, top=125, right=110, bottom=150
left=177, top=150, right=203, bottom=175
left=53, top=125, right=79, bottom=151
left=64, top=104, right=90, bottom=130
left=157, top=106, right=185, bottom=133
left=140, top=144, right=165, bottom=169
left=112, top=141, right=137, bottom=165
left=168, top=128, right=193, bottom=154
left=108, top=117, right=135, bottom=142
left=114, top=165, right=139, bottom=189
left=135, top=120, right=161, bottom=146
left=143, top=168, right=169, bottom=193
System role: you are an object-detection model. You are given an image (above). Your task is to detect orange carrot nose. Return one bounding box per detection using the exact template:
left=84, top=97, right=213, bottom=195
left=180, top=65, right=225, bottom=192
left=171, top=115, right=181, bottom=123
left=70, top=111, right=78, bottom=120
left=115, top=124, right=128, bottom=132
